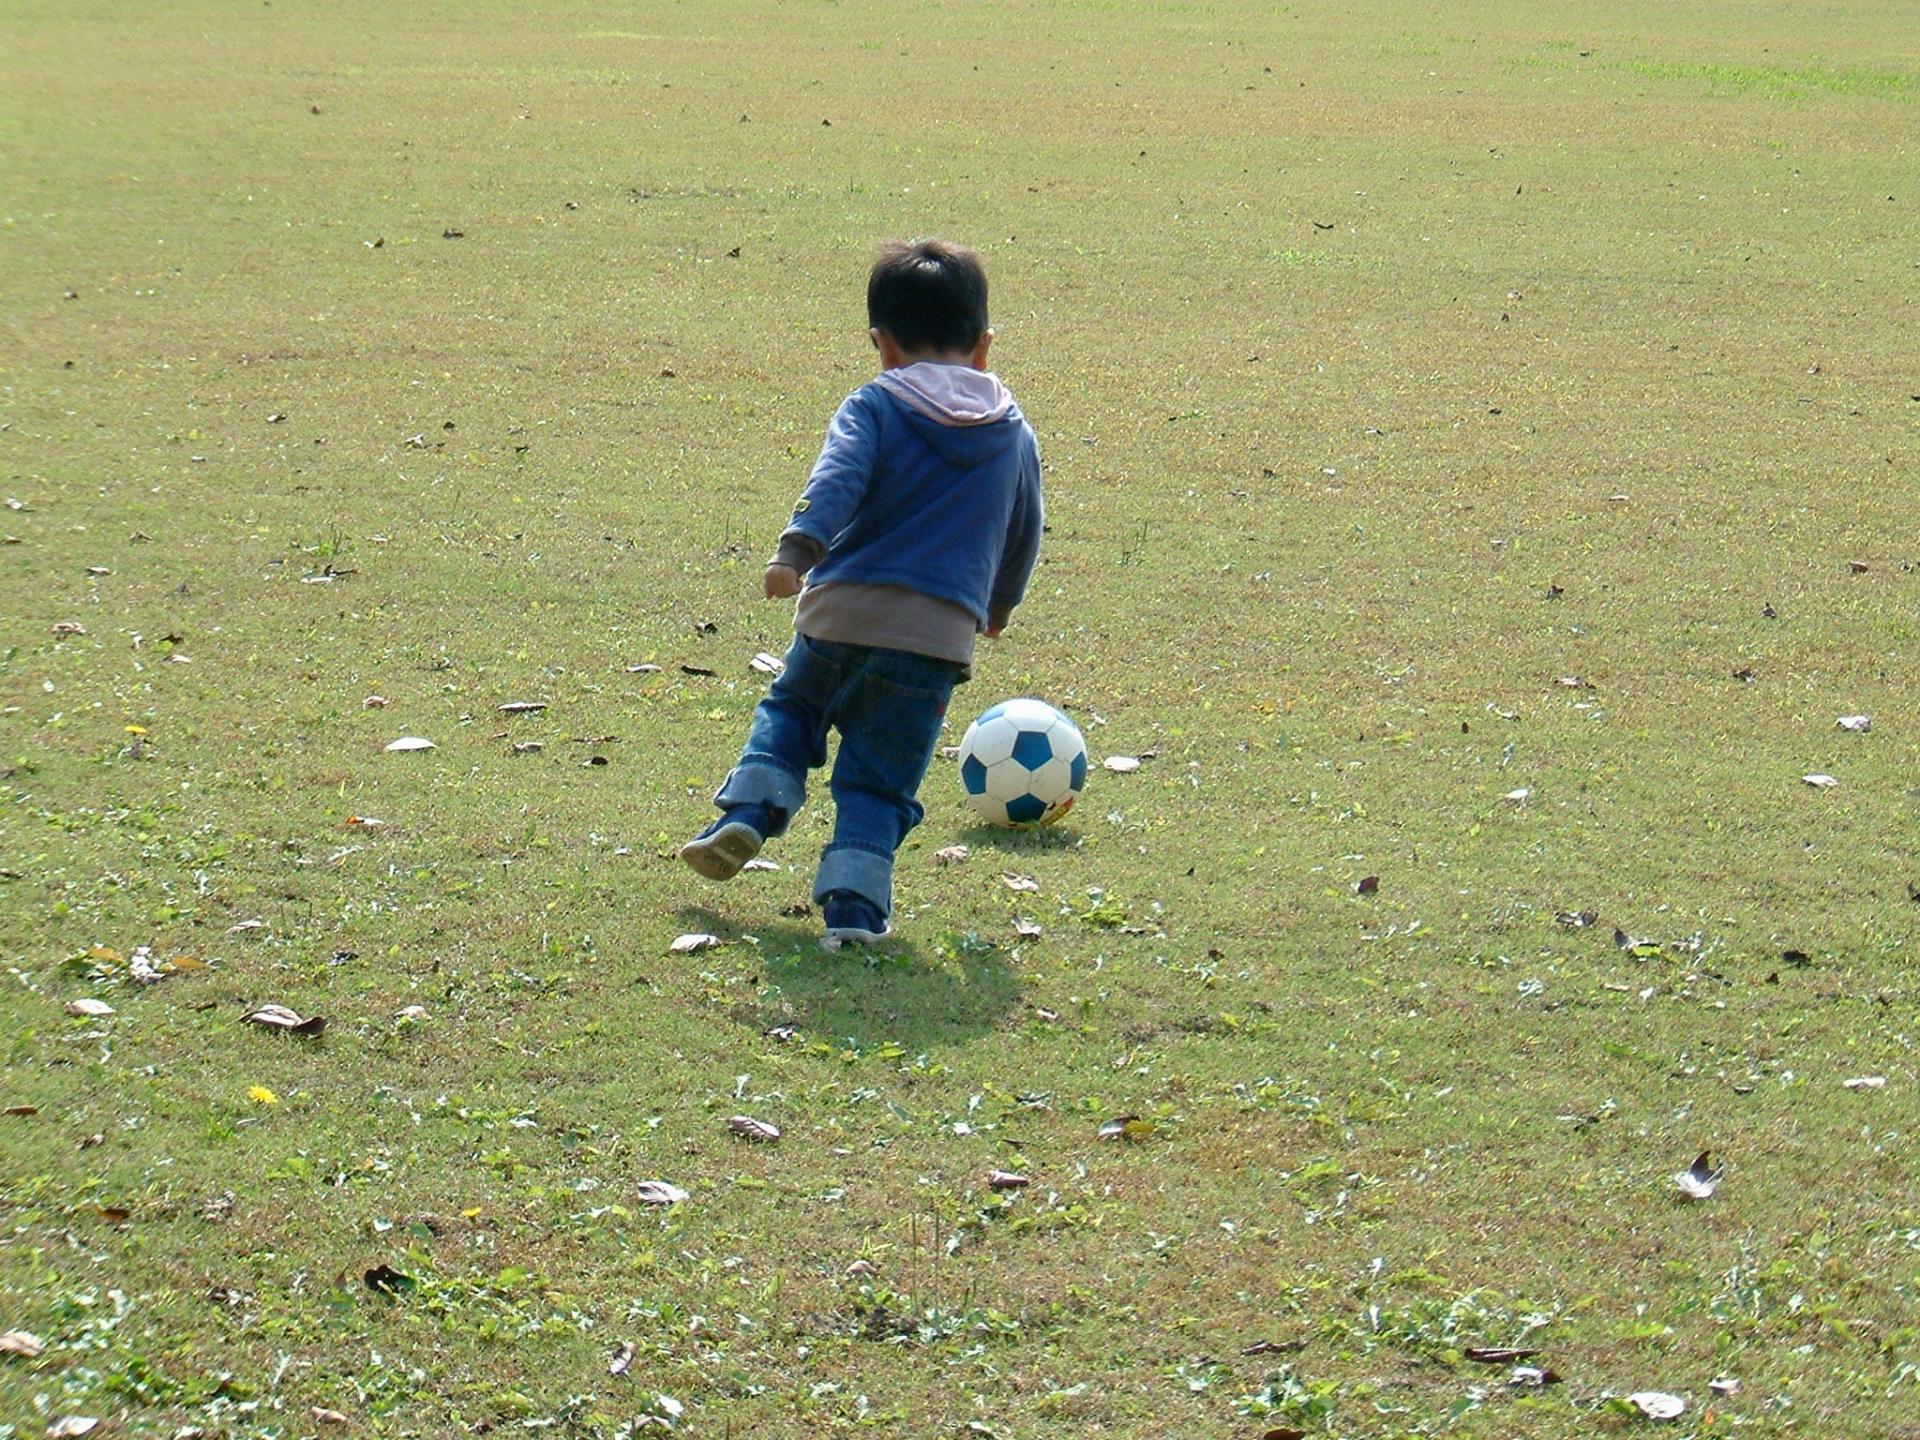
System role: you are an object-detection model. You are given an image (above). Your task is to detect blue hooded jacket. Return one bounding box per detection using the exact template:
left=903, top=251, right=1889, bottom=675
left=780, top=364, right=1043, bottom=628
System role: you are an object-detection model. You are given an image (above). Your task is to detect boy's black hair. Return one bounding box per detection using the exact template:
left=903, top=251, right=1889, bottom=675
left=867, top=239, right=989, bottom=354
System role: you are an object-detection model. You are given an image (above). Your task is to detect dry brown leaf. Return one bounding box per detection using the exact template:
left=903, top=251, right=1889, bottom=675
left=48, top=1419, right=99, bottom=1439
left=1000, top=872, right=1039, bottom=893
left=65, top=998, right=114, bottom=1017
left=935, top=845, right=970, bottom=865
left=312, top=1408, right=349, bottom=1425
left=609, top=1341, right=635, bottom=1377
left=1103, top=755, right=1141, bottom=773
left=636, top=1180, right=689, bottom=1206
left=726, top=1115, right=781, bottom=1143
left=1013, top=917, right=1043, bottom=939
left=669, top=933, right=722, bottom=955
left=1674, top=1151, right=1721, bottom=1200
left=0, top=1329, right=45, bottom=1357
left=241, top=1004, right=327, bottom=1037
left=1626, top=1391, right=1686, bottom=1420
left=986, top=1170, right=1029, bottom=1190
left=499, top=701, right=548, bottom=714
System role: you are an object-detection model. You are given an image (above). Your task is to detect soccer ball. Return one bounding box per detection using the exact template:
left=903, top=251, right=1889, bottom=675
left=957, top=698, right=1087, bottom=827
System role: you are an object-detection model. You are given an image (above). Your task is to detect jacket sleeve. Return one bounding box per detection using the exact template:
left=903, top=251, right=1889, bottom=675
left=988, top=430, right=1044, bottom=624
left=774, top=390, right=881, bottom=573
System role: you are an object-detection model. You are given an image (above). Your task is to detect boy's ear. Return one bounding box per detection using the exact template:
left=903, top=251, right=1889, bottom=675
left=872, top=328, right=907, bottom=370
left=970, top=328, right=994, bottom=369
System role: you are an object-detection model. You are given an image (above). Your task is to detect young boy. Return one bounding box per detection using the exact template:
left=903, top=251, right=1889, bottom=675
left=680, top=239, right=1044, bottom=948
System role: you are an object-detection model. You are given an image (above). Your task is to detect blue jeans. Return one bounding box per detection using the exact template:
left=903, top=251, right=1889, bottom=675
left=714, top=633, right=963, bottom=919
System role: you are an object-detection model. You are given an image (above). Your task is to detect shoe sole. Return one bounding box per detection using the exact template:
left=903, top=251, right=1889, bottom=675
left=822, top=923, right=893, bottom=951
left=679, top=823, right=763, bottom=882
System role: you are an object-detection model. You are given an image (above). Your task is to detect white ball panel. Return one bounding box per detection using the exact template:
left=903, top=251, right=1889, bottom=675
left=1028, top=755, right=1073, bottom=804
left=964, top=716, right=1020, bottom=766
left=985, top=756, right=1038, bottom=802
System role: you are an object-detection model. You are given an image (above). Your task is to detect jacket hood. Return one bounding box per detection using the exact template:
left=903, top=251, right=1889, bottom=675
left=872, top=363, right=1022, bottom=466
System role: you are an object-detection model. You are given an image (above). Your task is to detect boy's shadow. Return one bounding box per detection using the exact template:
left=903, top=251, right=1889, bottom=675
left=677, top=909, right=1020, bottom=1049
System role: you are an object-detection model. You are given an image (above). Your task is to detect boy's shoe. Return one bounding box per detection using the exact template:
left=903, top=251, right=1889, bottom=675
left=679, top=805, right=776, bottom=881
left=821, top=891, right=892, bottom=949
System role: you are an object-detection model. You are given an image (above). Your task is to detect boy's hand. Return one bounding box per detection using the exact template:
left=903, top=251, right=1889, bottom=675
left=984, top=607, right=1010, bottom=639
left=764, top=563, right=802, bottom=600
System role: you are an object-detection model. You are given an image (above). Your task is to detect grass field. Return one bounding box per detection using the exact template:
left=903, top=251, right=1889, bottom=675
left=4, top=0, right=1919, bottom=1435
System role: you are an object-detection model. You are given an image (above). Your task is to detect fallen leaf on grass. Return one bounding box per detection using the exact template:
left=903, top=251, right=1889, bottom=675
left=750, top=651, right=785, bottom=675
left=1000, top=872, right=1039, bottom=893
left=1674, top=1151, right=1721, bottom=1200
left=1801, top=773, right=1838, bottom=788
left=1843, top=1075, right=1886, bottom=1090
left=680, top=664, right=717, bottom=678
left=48, top=1419, right=99, bottom=1438
left=1508, top=1366, right=1562, bottom=1387
left=1555, top=909, right=1597, bottom=929
left=1013, top=917, right=1043, bottom=939
left=385, top=736, right=436, bottom=752
left=637, top=1180, right=689, bottom=1206
left=1732, top=666, right=1756, bottom=683
left=65, top=998, right=114, bottom=1017
left=313, top=1408, right=349, bottom=1425
left=1625, top=1391, right=1687, bottom=1420
left=935, top=845, right=970, bottom=865
left=1837, top=714, right=1871, bottom=732
left=93, top=1204, right=131, bottom=1222
left=987, top=1170, right=1029, bottom=1190
left=1240, top=1338, right=1307, bottom=1357
left=199, top=1190, right=235, bottom=1221
left=1097, top=1115, right=1156, bottom=1142
left=1353, top=875, right=1379, bottom=896
left=844, top=1259, right=877, bottom=1278
left=741, top=858, right=780, bottom=872
left=1103, top=755, right=1141, bottom=773
left=1503, top=787, right=1532, bottom=803
left=227, top=919, right=264, bottom=934
left=0, top=1329, right=45, bottom=1357
left=499, top=701, right=548, bottom=715
left=1465, top=1347, right=1539, bottom=1363
left=345, top=815, right=385, bottom=828
left=242, top=1004, right=326, bottom=1037
left=362, top=694, right=389, bottom=708
left=763, top=1023, right=798, bottom=1043
left=1261, top=1429, right=1306, bottom=1440
left=726, top=1115, right=781, bottom=1143
left=670, top=933, right=722, bottom=954
left=363, top=1264, right=416, bottom=1297
left=4, top=1105, right=38, bottom=1117
left=609, top=1341, right=635, bottom=1377
left=1708, top=1377, right=1739, bottom=1396
left=394, top=1005, right=429, bottom=1023
left=625, top=663, right=663, bottom=674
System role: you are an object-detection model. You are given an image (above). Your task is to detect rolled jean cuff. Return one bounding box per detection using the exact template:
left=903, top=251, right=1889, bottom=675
left=815, top=843, right=893, bottom=917
left=715, top=760, right=805, bottom=824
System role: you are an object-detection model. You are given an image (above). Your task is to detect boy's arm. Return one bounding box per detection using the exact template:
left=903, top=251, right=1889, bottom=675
left=985, top=437, right=1044, bottom=636
left=766, top=391, right=881, bottom=586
